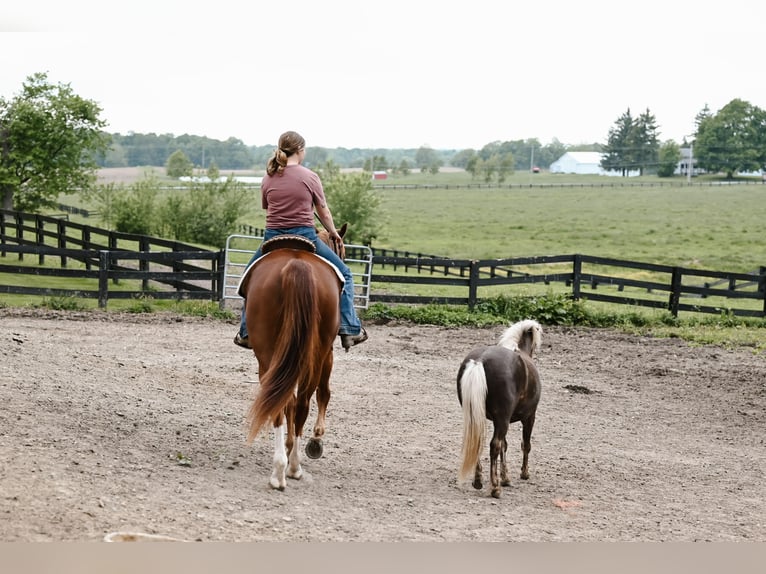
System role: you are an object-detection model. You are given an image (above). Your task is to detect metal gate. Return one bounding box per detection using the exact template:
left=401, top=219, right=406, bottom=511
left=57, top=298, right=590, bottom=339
left=222, top=234, right=373, bottom=310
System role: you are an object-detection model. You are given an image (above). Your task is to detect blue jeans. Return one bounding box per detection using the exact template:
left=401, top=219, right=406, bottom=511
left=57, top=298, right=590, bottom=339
left=238, top=226, right=362, bottom=337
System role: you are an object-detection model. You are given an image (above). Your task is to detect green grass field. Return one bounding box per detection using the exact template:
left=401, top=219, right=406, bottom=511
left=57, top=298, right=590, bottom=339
left=368, top=175, right=765, bottom=274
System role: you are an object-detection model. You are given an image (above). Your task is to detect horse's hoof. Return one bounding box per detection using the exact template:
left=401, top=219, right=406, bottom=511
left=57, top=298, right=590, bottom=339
left=491, top=488, right=502, bottom=499
left=520, top=473, right=529, bottom=480
left=472, top=480, right=482, bottom=490
left=305, top=438, right=323, bottom=459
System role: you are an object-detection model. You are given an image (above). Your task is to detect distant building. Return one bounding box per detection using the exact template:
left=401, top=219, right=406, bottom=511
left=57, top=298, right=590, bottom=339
left=372, top=171, right=388, bottom=180
left=675, top=147, right=701, bottom=177
left=550, top=151, right=638, bottom=177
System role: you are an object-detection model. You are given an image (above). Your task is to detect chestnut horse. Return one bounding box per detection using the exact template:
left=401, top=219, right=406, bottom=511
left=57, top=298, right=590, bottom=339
left=239, top=225, right=347, bottom=490
left=456, top=319, right=543, bottom=498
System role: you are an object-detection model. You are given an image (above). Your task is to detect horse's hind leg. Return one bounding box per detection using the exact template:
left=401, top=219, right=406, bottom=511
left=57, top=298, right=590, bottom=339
left=520, top=414, right=536, bottom=480
left=270, top=416, right=288, bottom=491
left=306, top=362, right=332, bottom=460
left=287, top=396, right=307, bottom=480
left=489, top=421, right=508, bottom=498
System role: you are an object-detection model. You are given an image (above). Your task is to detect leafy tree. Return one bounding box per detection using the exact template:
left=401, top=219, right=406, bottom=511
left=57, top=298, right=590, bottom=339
left=317, top=162, right=382, bottom=245
left=111, top=179, right=160, bottom=235
left=166, top=149, right=193, bottom=177
left=415, top=146, right=438, bottom=173
left=693, top=98, right=766, bottom=178
left=451, top=149, right=476, bottom=169
left=364, top=155, right=388, bottom=172
left=0, top=72, right=109, bottom=212
left=657, top=140, right=681, bottom=177
left=96, top=175, right=251, bottom=246
left=206, top=160, right=220, bottom=181
left=396, top=159, right=411, bottom=176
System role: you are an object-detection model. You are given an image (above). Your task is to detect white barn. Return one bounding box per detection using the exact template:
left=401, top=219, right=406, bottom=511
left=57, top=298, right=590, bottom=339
left=550, top=151, right=637, bottom=177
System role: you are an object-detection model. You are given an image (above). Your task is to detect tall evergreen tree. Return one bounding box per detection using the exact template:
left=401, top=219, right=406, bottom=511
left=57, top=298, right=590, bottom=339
left=601, top=108, right=634, bottom=176
left=632, top=108, right=660, bottom=175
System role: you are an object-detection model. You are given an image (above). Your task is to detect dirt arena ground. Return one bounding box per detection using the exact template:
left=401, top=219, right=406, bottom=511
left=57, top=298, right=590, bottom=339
left=1, top=308, right=764, bottom=542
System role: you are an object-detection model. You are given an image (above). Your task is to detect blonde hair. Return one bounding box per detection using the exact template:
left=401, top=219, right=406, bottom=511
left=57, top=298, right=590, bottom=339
left=266, top=131, right=306, bottom=176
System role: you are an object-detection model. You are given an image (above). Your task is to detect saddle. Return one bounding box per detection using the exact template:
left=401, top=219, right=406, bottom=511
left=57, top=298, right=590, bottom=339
left=261, top=235, right=316, bottom=255
left=237, top=235, right=344, bottom=298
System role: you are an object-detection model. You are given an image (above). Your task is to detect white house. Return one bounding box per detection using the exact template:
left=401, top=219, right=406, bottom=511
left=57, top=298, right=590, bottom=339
left=550, top=151, right=637, bottom=177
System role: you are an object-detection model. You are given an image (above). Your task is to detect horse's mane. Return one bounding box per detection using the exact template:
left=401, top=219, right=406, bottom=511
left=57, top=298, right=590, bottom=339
left=497, top=319, right=543, bottom=354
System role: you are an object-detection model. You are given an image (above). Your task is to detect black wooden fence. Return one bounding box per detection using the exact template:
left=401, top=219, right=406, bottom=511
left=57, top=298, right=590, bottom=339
left=1, top=210, right=222, bottom=307
left=2, top=210, right=765, bottom=317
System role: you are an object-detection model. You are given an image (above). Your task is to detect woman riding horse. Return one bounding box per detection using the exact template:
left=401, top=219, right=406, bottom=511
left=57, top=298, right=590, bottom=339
left=234, top=130, right=367, bottom=352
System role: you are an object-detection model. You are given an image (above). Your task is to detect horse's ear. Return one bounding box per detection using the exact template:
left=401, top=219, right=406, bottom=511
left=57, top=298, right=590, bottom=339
left=338, top=223, right=348, bottom=239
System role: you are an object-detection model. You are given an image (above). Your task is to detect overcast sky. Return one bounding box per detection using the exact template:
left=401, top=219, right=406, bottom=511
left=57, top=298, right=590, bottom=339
left=2, top=1, right=763, bottom=150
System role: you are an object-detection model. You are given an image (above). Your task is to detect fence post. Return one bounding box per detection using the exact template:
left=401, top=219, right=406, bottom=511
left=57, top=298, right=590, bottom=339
left=669, top=267, right=682, bottom=317
left=57, top=219, right=67, bottom=266
left=15, top=212, right=23, bottom=261
left=139, top=236, right=150, bottom=290
left=468, top=260, right=479, bottom=310
left=98, top=251, right=110, bottom=309
left=36, top=217, right=45, bottom=265
left=215, top=250, right=225, bottom=301
left=572, top=254, right=582, bottom=300
left=760, top=266, right=766, bottom=318
left=83, top=228, right=91, bottom=270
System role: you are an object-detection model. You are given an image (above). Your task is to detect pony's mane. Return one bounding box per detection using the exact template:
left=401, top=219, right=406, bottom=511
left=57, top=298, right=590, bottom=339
left=497, top=319, right=543, bottom=354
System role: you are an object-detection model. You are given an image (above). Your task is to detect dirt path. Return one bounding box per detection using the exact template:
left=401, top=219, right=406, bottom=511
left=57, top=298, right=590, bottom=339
left=1, top=309, right=764, bottom=541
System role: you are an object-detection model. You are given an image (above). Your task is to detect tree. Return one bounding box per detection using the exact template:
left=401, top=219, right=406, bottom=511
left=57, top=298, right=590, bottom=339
left=601, top=108, right=635, bottom=176
left=693, top=98, right=766, bottom=179
left=632, top=108, right=660, bottom=175
left=657, top=140, right=681, bottom=177
left=317, top=161, right=382, bottom=245
left=166, top=149, right=193, bottom=178
left=415, top=146, right=438, bottom=173
left=0, top=72, right=109, bottom=212
left=206, top=160, right=220, bottom=181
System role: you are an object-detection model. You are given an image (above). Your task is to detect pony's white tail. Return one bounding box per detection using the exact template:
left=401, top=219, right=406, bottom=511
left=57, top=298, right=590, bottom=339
left=458, top=359, right=488, bottom=483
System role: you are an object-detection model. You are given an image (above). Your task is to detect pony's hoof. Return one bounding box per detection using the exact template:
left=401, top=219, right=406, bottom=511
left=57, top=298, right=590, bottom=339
left=305, top=438, right=323, bottom=459
left=491, top=488, right=502, bottom=499
left=472, top=480, right=483, bottom=490
left=520, top=472, right=530, bottom=480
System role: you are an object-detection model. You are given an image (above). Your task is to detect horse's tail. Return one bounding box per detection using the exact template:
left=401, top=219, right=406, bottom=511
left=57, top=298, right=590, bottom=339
left=458, top=359, right=488, bottom=483
left=247, top=259, right=321, bottom=443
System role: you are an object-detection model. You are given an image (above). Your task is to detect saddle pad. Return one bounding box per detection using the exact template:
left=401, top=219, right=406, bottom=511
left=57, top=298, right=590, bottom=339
left=261, top=235, right=316, bottom=254
left=237, top=251, right=345, bottom=298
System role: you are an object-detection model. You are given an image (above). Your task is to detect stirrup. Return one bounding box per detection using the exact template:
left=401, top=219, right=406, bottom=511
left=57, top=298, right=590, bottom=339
left=233, top=333, right=251, bottom=349
left=340, top=328, right=368, bottom=352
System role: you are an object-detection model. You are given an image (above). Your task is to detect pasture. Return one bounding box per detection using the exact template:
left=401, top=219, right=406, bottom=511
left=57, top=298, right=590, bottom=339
left=1, top=309, right=764, bottom=541
left=371, top=182, right=765, bottom=274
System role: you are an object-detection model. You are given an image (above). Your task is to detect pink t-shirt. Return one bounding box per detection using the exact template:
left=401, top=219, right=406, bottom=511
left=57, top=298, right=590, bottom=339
left=261, top=164, right=326, bottom=229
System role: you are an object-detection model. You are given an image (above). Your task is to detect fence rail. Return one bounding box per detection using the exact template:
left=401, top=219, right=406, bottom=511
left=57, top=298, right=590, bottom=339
left=1, top=210, right=764, bottom=317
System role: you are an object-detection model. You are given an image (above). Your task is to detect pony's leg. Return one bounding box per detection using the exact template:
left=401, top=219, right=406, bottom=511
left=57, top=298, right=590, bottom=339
left=520, top=414, right=536, bottom=480
left=472, top=460, right=483, bottom=490
left=489, top=422, right=508, bottom=498
left=500, top=435, right=511, bottom=487
left=270, top=417, right=288, bottom=491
